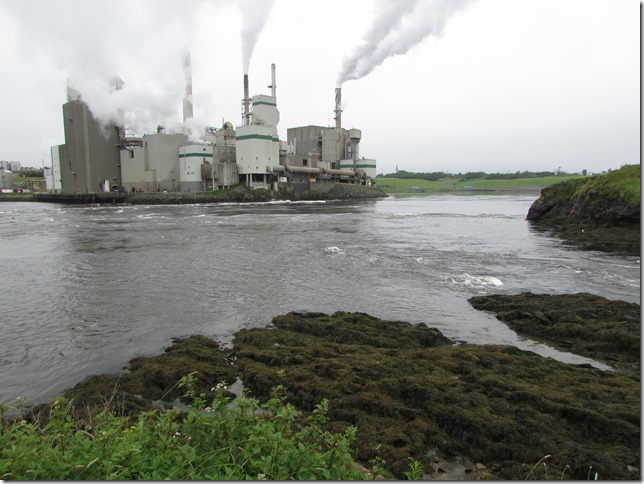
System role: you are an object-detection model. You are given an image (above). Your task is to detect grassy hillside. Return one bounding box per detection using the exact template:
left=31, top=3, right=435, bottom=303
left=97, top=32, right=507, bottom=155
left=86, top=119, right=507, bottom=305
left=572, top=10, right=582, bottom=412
left=376, top=175, right=583, bottom=192
left=586, top=164, right=640, bottom=204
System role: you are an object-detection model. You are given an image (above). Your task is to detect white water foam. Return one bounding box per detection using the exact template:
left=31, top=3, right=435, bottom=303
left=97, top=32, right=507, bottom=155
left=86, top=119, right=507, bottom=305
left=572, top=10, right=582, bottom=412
left=449, top=274, right=503, bottom=288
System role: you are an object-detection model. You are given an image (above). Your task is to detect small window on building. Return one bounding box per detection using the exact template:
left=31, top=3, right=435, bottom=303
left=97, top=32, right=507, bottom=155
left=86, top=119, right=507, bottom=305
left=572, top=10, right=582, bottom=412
left=302, top=158, right=308, bottom=166
left=128, top=150, right=134, bottom=159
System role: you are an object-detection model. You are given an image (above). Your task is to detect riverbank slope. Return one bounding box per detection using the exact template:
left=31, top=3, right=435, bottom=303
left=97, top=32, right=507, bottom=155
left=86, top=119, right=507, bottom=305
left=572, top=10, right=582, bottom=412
left=526, top=165, right=640, bottom=254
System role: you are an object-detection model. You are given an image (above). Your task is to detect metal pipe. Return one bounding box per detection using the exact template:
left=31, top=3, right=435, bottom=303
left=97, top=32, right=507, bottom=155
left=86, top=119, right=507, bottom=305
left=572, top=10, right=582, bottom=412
left=285, top=166, right=321, bottom=174
left=323, top=168, right=354, bottom=176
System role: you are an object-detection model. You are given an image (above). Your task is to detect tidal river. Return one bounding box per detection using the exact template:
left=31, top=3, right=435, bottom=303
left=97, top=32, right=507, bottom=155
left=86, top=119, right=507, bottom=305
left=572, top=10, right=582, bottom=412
left=0, top=194, right=640, bottom=405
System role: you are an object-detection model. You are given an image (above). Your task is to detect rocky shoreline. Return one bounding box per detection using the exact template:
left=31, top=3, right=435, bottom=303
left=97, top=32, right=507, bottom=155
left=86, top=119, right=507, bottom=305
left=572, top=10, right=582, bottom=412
left=22, top=293, right=640, bottom=480
left=526, top=165, right=640, bottom=255
left=0, top=183, right=387, bottom=205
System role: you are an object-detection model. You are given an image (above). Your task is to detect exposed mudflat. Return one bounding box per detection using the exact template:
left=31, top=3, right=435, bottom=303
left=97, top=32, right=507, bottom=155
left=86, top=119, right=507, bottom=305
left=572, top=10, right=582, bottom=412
left=22, top=303, right=640, bottom=480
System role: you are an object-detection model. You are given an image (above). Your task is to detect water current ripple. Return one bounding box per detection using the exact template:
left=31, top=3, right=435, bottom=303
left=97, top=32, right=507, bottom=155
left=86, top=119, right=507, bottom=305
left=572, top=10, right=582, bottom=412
left=0, top=194, right=639, bottom=404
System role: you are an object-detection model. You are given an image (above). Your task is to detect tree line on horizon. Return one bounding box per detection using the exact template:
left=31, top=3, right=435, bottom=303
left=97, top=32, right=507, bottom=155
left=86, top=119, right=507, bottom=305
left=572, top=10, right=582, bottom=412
left=377, top=169, right=578, bottom=181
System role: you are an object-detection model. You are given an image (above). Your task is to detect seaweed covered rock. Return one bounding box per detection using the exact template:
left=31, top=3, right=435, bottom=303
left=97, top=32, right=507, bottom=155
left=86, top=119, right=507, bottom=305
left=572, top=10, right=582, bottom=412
left=526, top=165, right=640, bottom=254
left=469, top=292, right=640, bottom=372
left=233, top=311, right=640, bottom=480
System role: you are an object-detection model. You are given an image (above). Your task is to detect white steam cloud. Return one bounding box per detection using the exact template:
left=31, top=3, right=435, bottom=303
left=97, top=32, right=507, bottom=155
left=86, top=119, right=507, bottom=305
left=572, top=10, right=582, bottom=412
left=337, top=0, right=471, bottom=86
left=239, top=0, right=275, bottom=75
left=1, top=0, right=218, bottom=138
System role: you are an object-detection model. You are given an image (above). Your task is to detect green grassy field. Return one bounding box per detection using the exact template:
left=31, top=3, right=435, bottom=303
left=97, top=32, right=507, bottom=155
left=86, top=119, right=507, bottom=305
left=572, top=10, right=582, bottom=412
left=376, top=175, right=584, bottom=192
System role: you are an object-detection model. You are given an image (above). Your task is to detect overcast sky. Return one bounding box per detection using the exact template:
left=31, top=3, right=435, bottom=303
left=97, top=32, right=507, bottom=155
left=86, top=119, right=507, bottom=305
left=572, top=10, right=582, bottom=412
left=0, top=0, right=639, bottom=175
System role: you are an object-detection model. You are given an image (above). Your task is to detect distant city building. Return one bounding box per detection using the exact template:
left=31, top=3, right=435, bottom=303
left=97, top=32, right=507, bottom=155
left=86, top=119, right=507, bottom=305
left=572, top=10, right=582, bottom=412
left=0, top=161, right=21, bottom=172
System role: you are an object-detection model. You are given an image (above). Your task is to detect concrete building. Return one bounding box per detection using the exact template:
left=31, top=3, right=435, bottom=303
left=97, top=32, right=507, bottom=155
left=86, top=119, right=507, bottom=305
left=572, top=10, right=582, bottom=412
left=235, top=65, right=281, bottom=189
left=120, top=132, right=188, bottom=193
left=179, top=144, right=212, bottom=192
left=59, top=97, right=123, bottom=194
left=0, top=161, right=21, bottom=172
left=46, top=145, right=63, bottom=192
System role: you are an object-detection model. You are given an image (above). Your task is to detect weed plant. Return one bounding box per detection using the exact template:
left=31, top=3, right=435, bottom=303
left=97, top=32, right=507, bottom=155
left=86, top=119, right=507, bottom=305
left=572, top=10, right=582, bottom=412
left=0, top=374, right=363, bottom=480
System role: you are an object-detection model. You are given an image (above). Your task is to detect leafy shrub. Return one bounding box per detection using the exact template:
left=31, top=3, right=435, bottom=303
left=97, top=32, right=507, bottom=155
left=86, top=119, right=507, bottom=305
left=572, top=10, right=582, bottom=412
left=0, top=375, right=363, bottom=480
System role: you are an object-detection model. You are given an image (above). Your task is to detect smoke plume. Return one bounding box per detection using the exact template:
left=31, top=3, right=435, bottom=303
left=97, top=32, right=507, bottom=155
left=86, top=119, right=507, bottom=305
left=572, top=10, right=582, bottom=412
left=337, top=0, right=471, bottom=86
left=0, top=0, right=214, bottom=137
left=239, top=0, right=275, bottom=74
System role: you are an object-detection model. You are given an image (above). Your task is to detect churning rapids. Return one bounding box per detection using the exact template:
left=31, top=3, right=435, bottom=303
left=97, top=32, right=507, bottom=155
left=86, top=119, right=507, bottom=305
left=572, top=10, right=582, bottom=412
left=0, top=194, right=640, bottom=405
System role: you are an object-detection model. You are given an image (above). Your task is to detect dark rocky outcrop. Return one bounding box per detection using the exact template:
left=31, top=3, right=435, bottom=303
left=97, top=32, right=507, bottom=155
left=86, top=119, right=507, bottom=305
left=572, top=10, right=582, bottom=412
left=526, top=165, right=640, bottom=254
left=233, top=311, right=640, bottom=480
left=468, top=292, right=641, bottom=372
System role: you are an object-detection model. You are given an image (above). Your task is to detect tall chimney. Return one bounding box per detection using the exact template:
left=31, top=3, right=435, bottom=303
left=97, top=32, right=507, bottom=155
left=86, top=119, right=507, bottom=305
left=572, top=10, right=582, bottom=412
left=334, top=87, right=342, bottom=130
left=270, top=63, right=276, bottom=98
left=243, top=74, right=250, bottom=126
left=182, top=51, right=194, bottom=122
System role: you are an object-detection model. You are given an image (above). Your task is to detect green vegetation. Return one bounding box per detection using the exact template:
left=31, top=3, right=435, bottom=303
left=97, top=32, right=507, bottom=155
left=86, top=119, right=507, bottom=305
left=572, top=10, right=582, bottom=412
left=376, top=174, right=582, bottom=192
left=586, top=164, right=640, bottom=204
left=0, top=375, right=363, bottom=480
left=530, top=164, right=640, bottom=208
left=380, top=169, right=574, bottom=181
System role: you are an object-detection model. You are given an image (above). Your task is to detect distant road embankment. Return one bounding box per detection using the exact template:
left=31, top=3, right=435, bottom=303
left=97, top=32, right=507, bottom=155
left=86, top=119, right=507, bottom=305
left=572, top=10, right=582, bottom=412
left=376, top=174, right=583, bottom=193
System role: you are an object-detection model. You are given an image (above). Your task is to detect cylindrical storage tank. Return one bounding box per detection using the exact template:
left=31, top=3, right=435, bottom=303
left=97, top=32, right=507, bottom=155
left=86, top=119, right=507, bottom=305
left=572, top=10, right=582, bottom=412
left=1, top=170, right=14, bottom=189
left=349, top=129, right=362, bottom=140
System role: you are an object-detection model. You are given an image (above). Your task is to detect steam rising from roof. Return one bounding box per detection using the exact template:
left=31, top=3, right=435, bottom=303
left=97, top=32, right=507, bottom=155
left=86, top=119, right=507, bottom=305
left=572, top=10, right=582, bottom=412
left=337, top=0, right=471, bottom=86
left=239, top=0, right=275, bottom=74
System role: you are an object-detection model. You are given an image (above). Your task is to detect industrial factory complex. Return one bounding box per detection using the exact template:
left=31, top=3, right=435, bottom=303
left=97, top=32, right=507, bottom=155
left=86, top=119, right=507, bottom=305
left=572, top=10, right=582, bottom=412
left=47, top=57, right=377, bottom=195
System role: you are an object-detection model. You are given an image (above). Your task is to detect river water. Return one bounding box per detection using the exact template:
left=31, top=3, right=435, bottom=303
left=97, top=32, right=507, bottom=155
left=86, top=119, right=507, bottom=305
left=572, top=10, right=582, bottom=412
left=0, top=194, right=640, bottom=405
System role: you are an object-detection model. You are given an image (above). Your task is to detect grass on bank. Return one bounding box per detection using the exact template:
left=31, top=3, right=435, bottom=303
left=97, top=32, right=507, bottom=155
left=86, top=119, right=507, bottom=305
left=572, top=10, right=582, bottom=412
left=584, top=164, right=640, bottom=204
left=0, top=375, right=369, bottom=481
left=376, top=174, right=583, bottom=192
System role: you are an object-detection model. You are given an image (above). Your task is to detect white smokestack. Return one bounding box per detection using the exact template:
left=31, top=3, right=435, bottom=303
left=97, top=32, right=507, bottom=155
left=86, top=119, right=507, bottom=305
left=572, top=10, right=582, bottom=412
left=270, top=63, right=276, bottom=98
left=334, top=88, right=342, bottom=130
left=243, top=74, right=250, bottom=125
left=182, top=51, right=194, bottom=122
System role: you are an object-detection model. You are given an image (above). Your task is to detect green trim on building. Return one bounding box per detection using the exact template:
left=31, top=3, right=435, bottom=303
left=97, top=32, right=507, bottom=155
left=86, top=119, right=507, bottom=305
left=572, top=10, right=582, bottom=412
left=236, top=134, right=280, bottom=142
left=252, top=101, right=277, bottom=107
left=179, top=153, right=214, bottom=158
left=340, top=163, right=377, bottom=169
